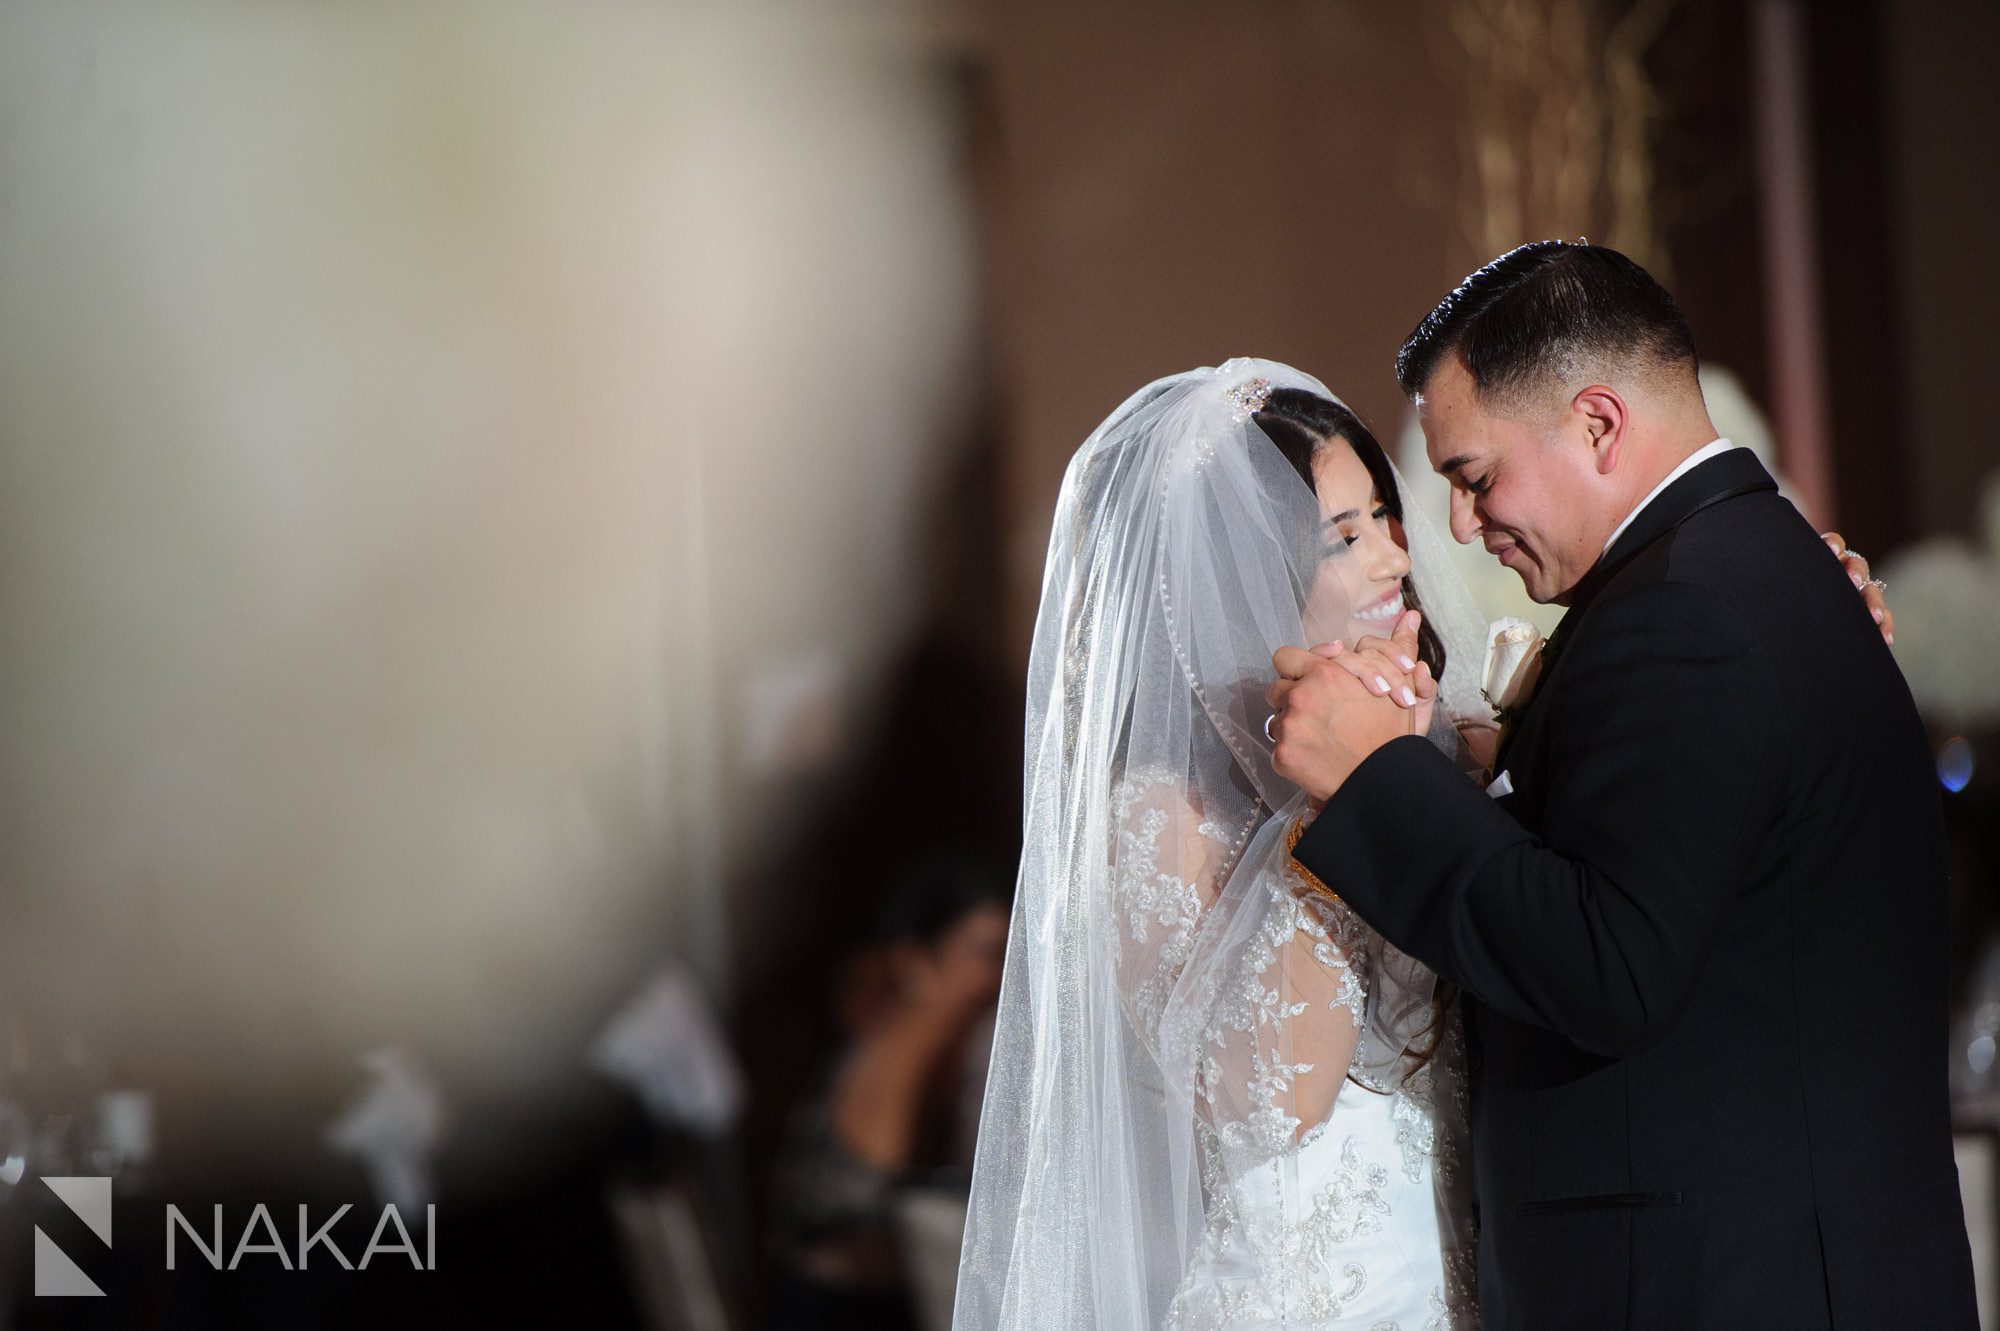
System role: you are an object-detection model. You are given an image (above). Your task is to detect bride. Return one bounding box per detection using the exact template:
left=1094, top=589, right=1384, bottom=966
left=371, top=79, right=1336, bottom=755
left=953, top=360, right=1489, bottom=1330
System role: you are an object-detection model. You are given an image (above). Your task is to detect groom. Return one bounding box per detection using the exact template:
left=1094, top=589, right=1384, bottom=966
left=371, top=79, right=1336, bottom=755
left=1268, top=242, right=1976, bottom=1328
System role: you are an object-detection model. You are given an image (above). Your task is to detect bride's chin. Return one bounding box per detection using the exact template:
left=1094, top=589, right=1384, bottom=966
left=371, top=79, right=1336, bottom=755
left=1299, top=618, right=1346, bottom=648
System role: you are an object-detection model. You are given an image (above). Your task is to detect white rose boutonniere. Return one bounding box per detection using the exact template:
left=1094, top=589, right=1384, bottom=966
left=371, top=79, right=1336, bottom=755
left=1481, top=616, right=1546, bottom=725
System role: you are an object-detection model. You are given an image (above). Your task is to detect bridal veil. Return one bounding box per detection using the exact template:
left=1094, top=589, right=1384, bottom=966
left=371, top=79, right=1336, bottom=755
left=954, top=360, right=1486, bottom=1329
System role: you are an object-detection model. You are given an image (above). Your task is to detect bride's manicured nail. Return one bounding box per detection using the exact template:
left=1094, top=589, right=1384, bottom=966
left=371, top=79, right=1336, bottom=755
left=1373, top=675, right=1390, bottom=694
left=1850, top=571, right=1865, bottom=588
left=1399, top=686, right=1416, bottom=706
left=1872, top=608, right=1884, bottom=623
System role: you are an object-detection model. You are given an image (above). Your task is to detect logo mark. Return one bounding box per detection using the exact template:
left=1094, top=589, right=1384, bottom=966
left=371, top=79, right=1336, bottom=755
left=36, top=1176, right=111, bottom=1297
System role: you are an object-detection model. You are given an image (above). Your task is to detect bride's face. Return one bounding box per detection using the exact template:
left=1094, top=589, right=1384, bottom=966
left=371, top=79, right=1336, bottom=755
left=1300, top=437, right=1411, bottom=645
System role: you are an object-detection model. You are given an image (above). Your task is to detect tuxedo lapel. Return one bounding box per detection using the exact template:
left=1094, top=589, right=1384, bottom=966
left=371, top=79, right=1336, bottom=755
left=1592, top=447, right=1778, bottom=583
left=1491, top=449, right=1778, bottom=772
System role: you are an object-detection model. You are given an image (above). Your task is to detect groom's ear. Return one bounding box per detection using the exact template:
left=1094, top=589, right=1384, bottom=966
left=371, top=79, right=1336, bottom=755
left=1572, top=386, right=1627, bottom=476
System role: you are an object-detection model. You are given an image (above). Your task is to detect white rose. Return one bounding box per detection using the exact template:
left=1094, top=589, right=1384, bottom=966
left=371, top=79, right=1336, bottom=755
left=1481, top=617, right=1546, bottom=716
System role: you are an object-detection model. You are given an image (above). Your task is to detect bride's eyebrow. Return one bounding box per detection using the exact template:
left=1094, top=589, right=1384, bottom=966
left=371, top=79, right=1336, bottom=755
left=1321, top=508, right=1362, bottom=527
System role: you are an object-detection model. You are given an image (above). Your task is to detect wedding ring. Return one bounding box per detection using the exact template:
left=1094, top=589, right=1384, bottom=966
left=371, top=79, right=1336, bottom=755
left=1264, top=713, right=1278, bottom=743
left=1864, top=577, right=1887, bottom=592
left=1841, top=547, right=1861, bottom=562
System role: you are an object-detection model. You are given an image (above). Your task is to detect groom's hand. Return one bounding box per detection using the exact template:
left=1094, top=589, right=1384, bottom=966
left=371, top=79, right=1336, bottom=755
left=1268, top=613, right=1428, bottom=802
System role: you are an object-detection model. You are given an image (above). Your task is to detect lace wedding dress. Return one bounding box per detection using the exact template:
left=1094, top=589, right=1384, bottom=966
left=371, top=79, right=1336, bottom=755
left=1174, top=1069, right=1466, bottom=1330
left=1116, top=771, right=1477, bottom=1331
left=954, top=362, right=1488, bottom=1330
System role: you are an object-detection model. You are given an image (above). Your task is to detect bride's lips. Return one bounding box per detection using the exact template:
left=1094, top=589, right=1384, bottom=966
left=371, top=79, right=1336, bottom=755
left=1352, top=587, right=1405, bottom=625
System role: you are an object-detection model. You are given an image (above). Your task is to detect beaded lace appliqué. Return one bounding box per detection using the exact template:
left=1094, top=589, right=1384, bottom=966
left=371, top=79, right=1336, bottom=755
left=1109, top=773, right=1469, bottom=1328
left=1390, top=1062, right=1438, bottom=1186
left=1167, top=1120, right=1454, bottom=1329
left=1110, top=768, right=1228, bottom=1041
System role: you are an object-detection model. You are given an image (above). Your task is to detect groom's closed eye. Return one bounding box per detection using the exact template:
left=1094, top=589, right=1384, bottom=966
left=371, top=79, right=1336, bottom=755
left=1438, top=453, right=1488, bottom=492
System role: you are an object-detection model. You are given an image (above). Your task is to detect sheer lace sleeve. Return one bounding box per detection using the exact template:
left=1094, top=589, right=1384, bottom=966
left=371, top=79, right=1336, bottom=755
left=1108, top=768, right=1229, bottom=1053
left=1110, top=772, right=1369, bottom=1162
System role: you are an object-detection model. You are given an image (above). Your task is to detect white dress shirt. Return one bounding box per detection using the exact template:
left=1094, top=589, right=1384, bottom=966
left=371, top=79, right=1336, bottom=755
left=1600, top=437, right=1736, bottom=556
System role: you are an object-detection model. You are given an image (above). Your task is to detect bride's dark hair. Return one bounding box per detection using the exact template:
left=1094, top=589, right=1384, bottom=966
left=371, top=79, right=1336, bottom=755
left=1251, top=389, right=1447, bottom=682
left=1253, top=388, right=1455, bottom=1082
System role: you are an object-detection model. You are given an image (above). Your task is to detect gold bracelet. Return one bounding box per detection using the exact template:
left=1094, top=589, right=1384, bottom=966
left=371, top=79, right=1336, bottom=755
left=1285, top=815, right=1342, bottom=905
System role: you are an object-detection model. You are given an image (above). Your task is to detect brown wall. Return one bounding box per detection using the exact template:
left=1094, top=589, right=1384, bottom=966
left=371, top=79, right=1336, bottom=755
left=1882, top=0, right=2000, bottom=544
left=978, top=3, right=1471, bottom=641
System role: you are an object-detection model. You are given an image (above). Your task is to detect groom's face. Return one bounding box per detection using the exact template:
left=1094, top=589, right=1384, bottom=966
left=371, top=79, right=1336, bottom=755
left=1418, top=358, right=1605, bottom=605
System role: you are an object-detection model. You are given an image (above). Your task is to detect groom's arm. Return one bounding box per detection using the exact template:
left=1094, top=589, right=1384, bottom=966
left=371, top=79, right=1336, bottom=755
left=1293, top=580, right=1777, bottom=1059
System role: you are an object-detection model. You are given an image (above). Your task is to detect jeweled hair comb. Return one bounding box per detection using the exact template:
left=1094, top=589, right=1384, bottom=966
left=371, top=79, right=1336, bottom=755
left=1226, top=376, right=1272, bottom=421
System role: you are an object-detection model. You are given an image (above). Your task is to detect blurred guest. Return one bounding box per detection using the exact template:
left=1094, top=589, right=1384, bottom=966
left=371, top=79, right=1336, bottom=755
left=766, top=858, right=1009, bottom=1331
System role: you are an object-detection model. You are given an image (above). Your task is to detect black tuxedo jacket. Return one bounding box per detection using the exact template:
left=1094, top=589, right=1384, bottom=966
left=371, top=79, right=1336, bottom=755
left=1296, top=450, right=1976, bottom=1328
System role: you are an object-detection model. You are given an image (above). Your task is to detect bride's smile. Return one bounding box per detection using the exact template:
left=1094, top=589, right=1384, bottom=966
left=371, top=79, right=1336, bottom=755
left=1352, top=587, right=1406, bottom=625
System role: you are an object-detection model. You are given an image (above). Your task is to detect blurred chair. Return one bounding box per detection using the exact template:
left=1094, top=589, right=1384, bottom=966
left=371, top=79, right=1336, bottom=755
left=894, top=1187, right=968, bottom=1331
left=611, top=1181, right=737, bottom=1331
left=1956, top=1131, right=1998, bottom=1330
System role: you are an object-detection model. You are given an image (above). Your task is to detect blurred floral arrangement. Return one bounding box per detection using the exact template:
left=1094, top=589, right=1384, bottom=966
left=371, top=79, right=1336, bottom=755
left=1882, top=472, right=2000, bottom=728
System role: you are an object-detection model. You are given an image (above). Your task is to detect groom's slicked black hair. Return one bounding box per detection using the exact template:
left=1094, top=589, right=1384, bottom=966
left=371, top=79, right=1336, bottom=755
left=1395, top=240, right=1698, bottom=403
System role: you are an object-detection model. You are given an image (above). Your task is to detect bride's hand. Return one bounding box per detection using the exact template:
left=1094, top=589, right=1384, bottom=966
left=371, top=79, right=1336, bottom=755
left=1408, top=657, right=1439, bottom=738
left=1310, top=610, right=1429, bottom=722
left=1820, top=530, right=1893, bottom=645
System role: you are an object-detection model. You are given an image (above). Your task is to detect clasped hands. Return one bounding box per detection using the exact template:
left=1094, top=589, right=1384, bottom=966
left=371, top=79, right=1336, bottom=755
left=1267, top=609, right=1434, bottom=805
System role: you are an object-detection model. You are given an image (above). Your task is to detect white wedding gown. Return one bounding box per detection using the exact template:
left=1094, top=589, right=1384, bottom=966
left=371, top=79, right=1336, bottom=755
left=1144, top=833, right=1478, bottom=1331
left=1111, top=767, right=1477, bottom=1330
left=1170, top=1049, right=1468, bottom=1329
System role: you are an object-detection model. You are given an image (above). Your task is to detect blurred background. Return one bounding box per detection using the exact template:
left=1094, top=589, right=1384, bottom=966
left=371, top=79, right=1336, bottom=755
left=0, top=0, right=1996, bottom=1326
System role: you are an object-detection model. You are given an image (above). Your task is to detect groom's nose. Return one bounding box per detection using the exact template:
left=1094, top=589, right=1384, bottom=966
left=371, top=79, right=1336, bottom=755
left=1448, top=487, right=1480, bottom=544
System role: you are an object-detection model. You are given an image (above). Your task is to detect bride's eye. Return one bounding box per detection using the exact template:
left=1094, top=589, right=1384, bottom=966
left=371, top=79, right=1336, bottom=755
left=1321, top=526, right=1361, bottom=556
left=1322, top=510, right=1390, bottom=555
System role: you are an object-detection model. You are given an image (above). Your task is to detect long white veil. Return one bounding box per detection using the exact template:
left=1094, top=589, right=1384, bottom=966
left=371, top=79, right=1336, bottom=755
left=954, top=359, right=1486, bottom=1329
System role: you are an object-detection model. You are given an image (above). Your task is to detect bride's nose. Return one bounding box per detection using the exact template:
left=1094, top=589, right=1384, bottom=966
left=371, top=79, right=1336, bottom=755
left=1364, top=529, right=1411, bottom=584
